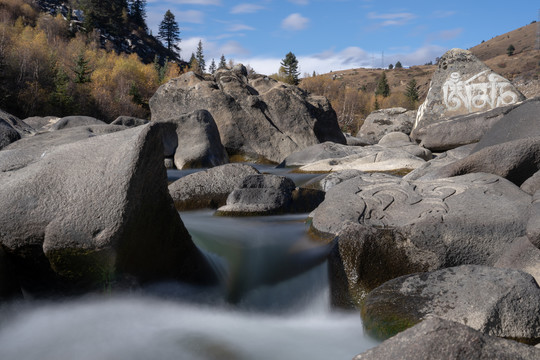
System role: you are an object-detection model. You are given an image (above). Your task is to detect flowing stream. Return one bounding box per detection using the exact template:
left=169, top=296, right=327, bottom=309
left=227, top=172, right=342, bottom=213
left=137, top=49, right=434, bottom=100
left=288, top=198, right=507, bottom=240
left=0, top=168, right=379, bottom=360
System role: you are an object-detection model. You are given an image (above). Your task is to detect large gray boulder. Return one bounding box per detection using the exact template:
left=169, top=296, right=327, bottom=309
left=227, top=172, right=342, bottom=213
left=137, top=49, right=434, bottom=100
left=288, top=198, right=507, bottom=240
left=361, top=265, right=540, bottom=342
left=154, top=110, right=229, bottom=169
left=49, top=116, right=106, bottom=130
left=404, top=144, right=475, bottom=181
left=168, top=163, right=260, bottom=210
left=111, top=116, right=149, bottom=127
left=495, top=237, right=540, bottom=285
left=0, top=121, right=20, bottom=150
left=411, top=48, right=525, bottom=141
left=22, top=116, right=60, bottom=132
left=413, top=101, right=522, bottom=152
left=317, top=173, right=531, bottom=301
left=354, top=317, right=540, bottom=360
left=427, top=136, right=540, bottom=187
left=527, top=191, right=540, bottom=248
left=0, top=124, right=213, bottom=293
left=0, top=109, right=34, bottom=136
left=357, top=107, right=415, bottom=144
left=377, top=132, right=432, bottom=160
left=216, top=174, right=296, bottom=216
left=149, top=66, right=346, bottom=163
left=472, top=97, right=540, bottom=153
left=522, top=170, right=540, bottom=195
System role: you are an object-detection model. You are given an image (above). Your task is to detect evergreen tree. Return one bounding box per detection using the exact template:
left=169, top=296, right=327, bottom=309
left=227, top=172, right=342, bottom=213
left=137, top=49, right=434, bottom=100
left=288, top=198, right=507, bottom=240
left=280, top=51, right=300, bottom=85
left=218, top=54, right=227, bottom=69
left=209, top=58, right=216, bottom=74
left=158, top=10, right=181, bottom=58
left=405, top=78, right=419, bottom=109
left=189, top=53, right=201, bottom=74
left=82, top=0, right=128, bottom=36
left=388, top=64, right=394, bottom=70
left=395, top=61, right=402, bottom=69
left=73, top=53, right=92, bottom=84
left=128, top=0, right=147, bottom=30
left=195, top=40, right=206, bottom=72
left=507, top=44, right=515, bottom=56
left=50, top=66, right=74, bottom=116
left=375, top=71, right=390, bottom=97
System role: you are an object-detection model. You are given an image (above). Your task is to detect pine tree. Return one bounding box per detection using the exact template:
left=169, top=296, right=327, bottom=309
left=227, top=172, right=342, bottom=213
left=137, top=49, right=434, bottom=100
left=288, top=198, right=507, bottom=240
left=375, top=71, right=390, bottom=97
left=128, top=0, right=147, bottom=30
left=73, top=53, right=92, bottom=84
left=196, top=40, right=205, bottom=72
left=507, top=44, right=515, bottom=56
left=158, top=10, right=181, bottom=58
left=50, top=66, right=74, bottom=116
left=395, top=61, right=403, bottom=69
left=218, top=54, right=227, bottom=69
left=280, top=51, right=300, bottom=85
left=189, top=53, right=201, bottom=74
left=209, top=58, right=216, bottom=74
left=83, top=0, right=128, bottom=36
left=405, top=78, right=419, bottom=109
left=388, top=64, right=394, bottom=70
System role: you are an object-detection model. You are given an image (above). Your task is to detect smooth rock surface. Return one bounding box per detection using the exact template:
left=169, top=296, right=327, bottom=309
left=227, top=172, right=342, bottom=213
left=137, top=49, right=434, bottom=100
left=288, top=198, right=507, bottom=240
left=21, top=116, right=60, bottom=132
left=357, top=107, right=415, bottom=144
left=168, top=163, right=260, bottom=210
left=150, top=67, right=345, bottom=163
left=527, top=191, right=540, bottom=248
left=495, top=237, right=540, bottom=285
left=0, top=109, right=34, bottom=135
left=354, top=317, right=540, bottom=360
left=411, top=48, right=525, bottom=140
left=0, top=124, right=213, bottom=293
left=0, top=121, right=20, bottom=150
left=50, top=116, right=106, bottom=131
left=111, top=116, right=149, bottom=127
left=404, top=144, right=475, bottom=181
left=361, top=265, right=540, bottom=342
left=377, top=132, right=432, bottom=161
left=522, top=170, right=540, bottom=195
left=154, top=110, right=229, bottom=169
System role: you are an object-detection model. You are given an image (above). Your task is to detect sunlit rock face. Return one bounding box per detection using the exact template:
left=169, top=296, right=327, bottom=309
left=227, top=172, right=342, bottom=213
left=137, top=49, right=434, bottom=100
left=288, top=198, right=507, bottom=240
left=411, top=48, right=525, bottom=142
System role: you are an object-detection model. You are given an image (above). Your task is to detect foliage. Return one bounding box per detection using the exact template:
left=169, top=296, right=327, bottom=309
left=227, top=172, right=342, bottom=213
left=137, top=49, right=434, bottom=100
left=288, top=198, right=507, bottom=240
left=208, top=58, right=216, bottom=74
left=388, top=64, right=394, bottom=70
left=507, top=44, right=515, bottom=56
left=280, top=51, right=300, bottom=85
left=158, top=9, right=180, bottom=58
left=375, top=71, right=390, bottom=97
left=395, top=61, right=403, bottom=69
left=404, top=78, right=419, bottom=109
left=218, top=54, right=227, bottom=69
left=195, top=39, right=205, bottom=72
left=128, top=0, right=147, bottom=30
left=82, top=0, right=128, bottom=36
left=72, top=52, right=92, bottom=84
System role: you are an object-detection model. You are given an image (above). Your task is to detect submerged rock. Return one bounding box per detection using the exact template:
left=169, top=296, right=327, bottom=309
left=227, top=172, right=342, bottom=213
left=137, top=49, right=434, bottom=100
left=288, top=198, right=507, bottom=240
left=0, top=124, right=214, bottom=294
left=361, top=265, right=540, bottom=342
left=150, top=67, right=345, bottom=163
left=354, top=317, right=540, bottom=360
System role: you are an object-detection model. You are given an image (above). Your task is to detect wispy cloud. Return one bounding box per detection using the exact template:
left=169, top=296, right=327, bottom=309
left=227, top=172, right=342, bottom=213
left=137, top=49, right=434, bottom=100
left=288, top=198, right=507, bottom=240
left=175, top=10, right=205, bottom=24
left=231, top=4, right=265, bottom=14
left=368, top=12, right=416, bottom=26
left=228, top=24, right=256, bottom=32
left=281, top=13, right=310, bottom=31
left=427, top=28, right=463, bottom=42
left=432, top=10, right=457, bottom=18
left=288, top=0, right=309, bottom=5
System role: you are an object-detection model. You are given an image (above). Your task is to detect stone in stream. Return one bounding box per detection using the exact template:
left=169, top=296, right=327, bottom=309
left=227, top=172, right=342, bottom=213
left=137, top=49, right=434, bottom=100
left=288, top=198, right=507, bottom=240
left=49, top=115, right=106, bottom=130
left=360, top=265, right=540, bottom=343
left=149, top=65, right=345, bottom=163
left=0, top=123, right=214, bottom=294
left=168, top=163, right=261, bottom=210
left=153, top=109, right=229, bottom=169
left=356, top=107, right=416, bottom=144
left=353, top=317, right=540, bottom=360
left=410, top=48, right=525, bottom=142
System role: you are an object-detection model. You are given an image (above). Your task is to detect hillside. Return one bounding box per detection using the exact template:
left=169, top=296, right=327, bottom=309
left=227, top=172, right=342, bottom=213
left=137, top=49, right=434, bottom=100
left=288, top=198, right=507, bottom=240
left=302, top=22, right=540, bottom=131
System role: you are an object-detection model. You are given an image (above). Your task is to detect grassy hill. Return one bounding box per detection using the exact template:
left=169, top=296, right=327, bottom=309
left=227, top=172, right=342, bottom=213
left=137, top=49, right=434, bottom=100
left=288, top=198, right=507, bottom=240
left=302, top=22, right=540, bottom=132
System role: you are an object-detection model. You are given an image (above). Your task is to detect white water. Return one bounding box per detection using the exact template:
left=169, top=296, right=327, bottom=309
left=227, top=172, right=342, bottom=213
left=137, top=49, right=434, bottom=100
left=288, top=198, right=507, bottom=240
left=0, top=210, right=379, bottom=360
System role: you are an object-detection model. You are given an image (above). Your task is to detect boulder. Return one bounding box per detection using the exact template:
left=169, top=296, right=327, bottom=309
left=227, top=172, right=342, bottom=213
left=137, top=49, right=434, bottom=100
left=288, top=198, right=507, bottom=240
left=317, top=173, right=531, bottom=299
left=111, top=116, right=149, bottom=127
left=522, top=170, right=540, bottom=195
left=0, top=124, right=214, bottom=294
left=0, top=109, right=34, bottom=136
left=216, top=174, right=296, bottom=216
left=527, top=191, right=540, bottom=248
left=50, top=116, right=106, bottom=131
left=411, top=49, right=525, bottom=141
left=472, top=97, right=540, bottom=153
left=21, top=116, right=60, bottom=132
left=377, top=132, right=432, bottom=161
left=361, top=265, right=540, bottom=342
left=0, top=121, right=20, bottom=150
left=357, top=107, right=415, bottom=144
left=403, top=144, right=475, bottom=181
left=153, top=110, right=229, bottom=169
left=495, top=237, right=540, bottom=285
left=149, top=67, right=345, bottom=163
left=428, top=136, right=540, bottom=186
left=344, top=133, right=371, bottom=146
left=353, top=317, right=540, bottom=360
left=303, top=170, right=367, bottom=192
left=279, top=142, right=363, bottom=168
left=168, top=163, right=260, bottom=210
left=413, top=101, right=521, bottom=152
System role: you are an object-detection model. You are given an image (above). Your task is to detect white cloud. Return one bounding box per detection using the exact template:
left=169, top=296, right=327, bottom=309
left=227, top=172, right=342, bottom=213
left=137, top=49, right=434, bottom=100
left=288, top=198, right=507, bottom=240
left=230, top=4, right=265, bottom=14
left=175, top=10, right=205, bottom=24
left=288, top=0, right=309, bottom=5
left=180, top=37, right=250, bottom=61
left=281, top=13, right=310, bottom=31
left=228, top=24, right=256, bottom=32
left=368, top=12, right=416, bottom=26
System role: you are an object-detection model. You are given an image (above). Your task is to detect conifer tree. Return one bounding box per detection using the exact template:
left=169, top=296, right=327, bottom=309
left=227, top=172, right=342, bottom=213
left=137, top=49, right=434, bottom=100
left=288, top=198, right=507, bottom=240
left=195, top=40, right=205, bottom=72
left=405, top=78, right=419, bottom=109
left=375, top=71, right=390, bottom=97
left=395, top=61, right=403, bottom=69
left=82, top=0, right=128, bottom=36
left=128, top=0, right=147, bottom=30
left=189, top=53, right=201, bottom=74
left=506, top=44, right=515, bottom=56
left=218, top=54, right=227, bottom=69
left=158, top=10, right=181, bottom=58
left=209, top=58, right=216, bottom=74
left=73, top=53, right=92, bottom=84
left=280, top=51, right=300, bottom=85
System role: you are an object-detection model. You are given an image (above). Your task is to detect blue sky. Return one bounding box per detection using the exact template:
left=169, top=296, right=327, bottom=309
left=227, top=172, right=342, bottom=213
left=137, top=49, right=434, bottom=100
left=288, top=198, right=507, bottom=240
left=146, top=0, right=537, bottom=75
